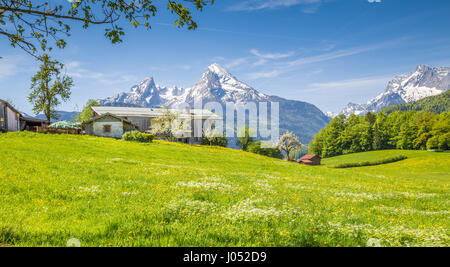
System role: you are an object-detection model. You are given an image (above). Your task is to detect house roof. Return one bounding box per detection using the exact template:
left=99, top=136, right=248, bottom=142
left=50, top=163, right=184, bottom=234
left=21, top=117, right=49, bottom=123
left=84, top=113, right=136, bottom=126
left=0, top=99, right=22, bottom=117
left=299, top=154, right=321, bottom=160
left=299, top=159, right=313, bottom=164
left=91, top=106, right=223, bottom=120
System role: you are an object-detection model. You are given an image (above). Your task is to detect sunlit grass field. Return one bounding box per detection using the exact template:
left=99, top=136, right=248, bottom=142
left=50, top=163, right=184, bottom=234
left=0, top=132, right=449, bottom=247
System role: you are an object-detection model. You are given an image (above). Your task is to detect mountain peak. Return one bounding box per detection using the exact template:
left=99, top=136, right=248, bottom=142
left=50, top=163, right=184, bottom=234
left=207, top=63, right=230, bottom=76
left=131, top=76, right=156, bottom=93
left=416, top=65, right=431, bottom=72
left=141, top=76, right=155, bottom=85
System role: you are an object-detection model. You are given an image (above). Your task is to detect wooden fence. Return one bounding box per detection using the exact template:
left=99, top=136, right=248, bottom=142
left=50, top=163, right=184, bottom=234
left=35, top=126, right=83, bottom=135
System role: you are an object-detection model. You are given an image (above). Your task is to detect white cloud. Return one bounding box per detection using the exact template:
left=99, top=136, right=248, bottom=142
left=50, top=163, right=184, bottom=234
left=215, top=48, right=295, bottom=71
left=229, top=0, right=322, bottom=12
left=246, top=38, right=407, bottom=79
left=177, top=65, right=193, bottom=70
left=246, top=47, right=379, bottom=80
left=253, top=58, right=268, bottom=66
left=64, top=61, right=138, bottom=85
left=285, top=46, right=379, bottom=67
left=247, top=70, right=282, bottom=79
left=250, top=49, right=295, bottom=60
left=0, top=55, right=33, bottom=80
left=302, top=75, right=391, bottom=92
left=368, top=0, right=381, bottom=3
left=223, top=57, right=249, bottom=69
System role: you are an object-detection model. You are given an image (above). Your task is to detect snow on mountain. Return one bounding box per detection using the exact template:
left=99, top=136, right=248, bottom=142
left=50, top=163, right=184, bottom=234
left=99, top=63, right=330, bottom=143
left=325, top=111, right=338, bottom=119
left=341, top=65, right=450, bottom=116
left=100, top=63, right=270, bottom=108
left=177, top=63, right=270, bottom=106
left=100, top=77, right=187, bottom=107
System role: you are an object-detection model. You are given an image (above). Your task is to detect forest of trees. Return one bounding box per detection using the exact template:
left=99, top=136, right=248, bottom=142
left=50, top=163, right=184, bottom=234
left=381, top=90, right=449, bottom=114
left=309, top=111, right=450, bottom=158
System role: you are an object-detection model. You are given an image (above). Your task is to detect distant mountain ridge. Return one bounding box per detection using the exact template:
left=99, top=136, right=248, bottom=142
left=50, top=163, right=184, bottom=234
left=341, top=65, right=450, bottom=116
left=23, top=111, right=80, bottom=122
left=100, top=63, right=330, bottom=143
left=380, top=90, right=450, bottom=114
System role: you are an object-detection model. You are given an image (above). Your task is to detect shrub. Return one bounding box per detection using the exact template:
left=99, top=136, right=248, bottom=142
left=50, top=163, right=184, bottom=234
left=202, top=136, right=228, bottom=147
left=202, top=135, right=228, bottom=147
left=248, top=141, right=283, bottom=159
left=331, top=155, right=407, bottom=168
left=122, top=131, right=154, bottom=143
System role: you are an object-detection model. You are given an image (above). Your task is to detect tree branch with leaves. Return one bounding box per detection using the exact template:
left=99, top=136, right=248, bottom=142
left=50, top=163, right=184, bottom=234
left=0, top=0, right=214, bottom=57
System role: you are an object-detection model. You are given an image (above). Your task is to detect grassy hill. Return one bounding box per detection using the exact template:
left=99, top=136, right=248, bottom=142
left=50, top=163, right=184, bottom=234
left=380, top=90, right=450, bottom=114
left=0, top=132, right=449, bottom=247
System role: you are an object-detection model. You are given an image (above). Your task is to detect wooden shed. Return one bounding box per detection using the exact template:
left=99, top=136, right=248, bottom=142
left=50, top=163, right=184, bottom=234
left=298, top=154, right=321, bottom=166
left=0, top=99, right=21, bottom=132
left=21, top=117, right=49, bottom=131
left=83, top=113, right=137, bottom=138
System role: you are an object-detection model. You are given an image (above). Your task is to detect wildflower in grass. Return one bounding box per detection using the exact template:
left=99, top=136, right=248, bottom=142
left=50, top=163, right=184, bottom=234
left=367, top=238, right=382, bottom=247
left=78, top=185, right=101, bottom=193
left=67, top=238, right=81, bottom=247
left=279, top=231, right=290, bottom=237
left=323, top=222, right=449, bottom=247
left=122, top=191, right=137, bottom=196
left=176, top=177, right=233, bottom=191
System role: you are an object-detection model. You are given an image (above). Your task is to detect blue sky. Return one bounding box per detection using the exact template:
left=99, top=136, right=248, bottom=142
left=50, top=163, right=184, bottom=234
left=1, top=0, right=450, bottom=114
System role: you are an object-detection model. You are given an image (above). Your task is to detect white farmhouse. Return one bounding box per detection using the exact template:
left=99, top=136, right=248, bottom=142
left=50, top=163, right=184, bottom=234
left=83, top=113, right=137, bottom=138
left=86, top=106, right=222, bottom=143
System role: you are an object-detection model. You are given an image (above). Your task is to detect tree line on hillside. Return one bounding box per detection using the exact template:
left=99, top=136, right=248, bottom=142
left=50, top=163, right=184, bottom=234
left=380, top=90, right=450, bottom=114
left=309, top=111, right=450, bottom=158
left=203, top=126, right=304, bottom=160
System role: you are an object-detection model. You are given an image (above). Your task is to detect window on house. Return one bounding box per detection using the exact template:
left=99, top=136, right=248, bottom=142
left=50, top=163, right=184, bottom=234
left=103, top=125, right=112, bottom=133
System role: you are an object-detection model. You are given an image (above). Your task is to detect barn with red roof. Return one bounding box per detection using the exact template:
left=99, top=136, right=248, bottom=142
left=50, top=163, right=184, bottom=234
left=297, top=154, right=321, bottom=166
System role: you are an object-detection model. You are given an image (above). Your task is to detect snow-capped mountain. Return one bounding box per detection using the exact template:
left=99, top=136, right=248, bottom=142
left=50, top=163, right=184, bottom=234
left=181, top=63, right=270, bottom=105
left=341, top=65, right=450, bottom=116
left=100, top=63, right=270, bottom=107
left=100, top=76, right=187, bottom=107
left=325, top=111, right=338, bottom=119
left=100, top=63, right=330, bottom=143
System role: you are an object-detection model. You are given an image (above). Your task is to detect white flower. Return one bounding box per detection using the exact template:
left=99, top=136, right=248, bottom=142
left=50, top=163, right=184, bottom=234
left=67, top=238, right=81, bottom=247
left=367, top=238, right=382, bottom=247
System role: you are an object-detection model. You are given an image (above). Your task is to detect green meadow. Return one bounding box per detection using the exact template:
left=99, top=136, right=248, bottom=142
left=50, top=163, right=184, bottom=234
left=0, top=132, right=449, bottom=247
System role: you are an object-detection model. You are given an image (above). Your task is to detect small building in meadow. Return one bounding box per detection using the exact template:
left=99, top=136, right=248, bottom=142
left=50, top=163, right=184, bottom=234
left=21, top=117, right=49, bottom=131
left=0, top=99, right=21, bottom=132
left=83, top=113, right=137, bottom=138
left=298, top=154, right=321, bottom=166
left=90, top=106, right=222, bottom=144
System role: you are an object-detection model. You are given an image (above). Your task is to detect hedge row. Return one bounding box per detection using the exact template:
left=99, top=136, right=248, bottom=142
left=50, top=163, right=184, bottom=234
left=122, top=131, right=154, bottom=143
left=331, top=155, right=407, bottom=169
